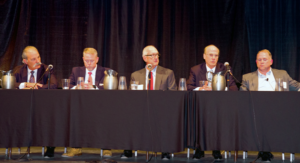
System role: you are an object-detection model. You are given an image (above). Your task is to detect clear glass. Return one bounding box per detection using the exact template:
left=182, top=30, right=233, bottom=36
left=118, top=76, right=127, bottom=90
left=131, top=81, right=139, bottom=90
left=275, top=78, right=284, bottom=91
left=178, top=78, right=187, bottom=91
left=77, top=77, right=84, bottom=89
left=61, top=79, right=70, bottom=90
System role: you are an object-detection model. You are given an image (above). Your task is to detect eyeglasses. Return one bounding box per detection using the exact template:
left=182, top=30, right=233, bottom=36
left=145, top=53, right=160, bottom=58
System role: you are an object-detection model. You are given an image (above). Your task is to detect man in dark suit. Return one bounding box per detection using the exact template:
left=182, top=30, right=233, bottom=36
left=240, top=49, right=300, bottom=161
left=187, top=45, right=238, bottom=160
left=62, top=47, right=113, bottom=158
left=13, top=46, right=57, bottom=158
left=121, top=45, right=177, bottom=160
left=13, top=46, right=57, bottom=89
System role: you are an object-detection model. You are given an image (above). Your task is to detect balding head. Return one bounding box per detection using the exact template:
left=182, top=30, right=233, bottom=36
left=22, top=46, right=41, bottom=70
left=22, top=46, right=39, bottom=60
left=142, top=45, right=160, bottom=69
left=203, top=45, right=219, bottom=69
left=142, top=45, right=158, bottom=57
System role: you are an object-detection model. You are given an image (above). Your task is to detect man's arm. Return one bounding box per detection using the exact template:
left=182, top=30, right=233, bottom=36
left=239, top=75, right=249, bottom=91
left=186, top=68, right=197, bottom=91
left=285, top=72, right=300, bottom=91
left=228, top=70, right=238, bottom=91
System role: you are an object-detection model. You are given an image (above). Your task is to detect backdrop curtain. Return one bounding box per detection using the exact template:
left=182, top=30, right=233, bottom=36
left=0, top=0, right=299, bottom=87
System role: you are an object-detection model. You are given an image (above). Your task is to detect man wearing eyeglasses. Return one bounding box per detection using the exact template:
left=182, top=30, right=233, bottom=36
left=240, top=49, right=300, bottom=161
left=186, top=45, right=238, bottom=160
left=120, top=45, right=177, bottom=160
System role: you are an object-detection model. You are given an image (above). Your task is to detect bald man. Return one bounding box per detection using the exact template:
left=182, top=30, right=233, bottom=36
left=13, top=46, right=57, bottom=89
left=187, top=45, right=238, bottom=160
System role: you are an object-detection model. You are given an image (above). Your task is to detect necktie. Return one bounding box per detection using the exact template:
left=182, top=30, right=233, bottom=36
left=88, top=72, right=93, bottom=85
left=29, top=71, right=35, bottom=83
left=148, top=72, right=153, bottom=90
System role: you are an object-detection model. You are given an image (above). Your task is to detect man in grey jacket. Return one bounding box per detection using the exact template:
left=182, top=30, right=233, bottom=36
left=240, top=49, right=300, bottom=161
left=240, top=49, right=300, bottom=91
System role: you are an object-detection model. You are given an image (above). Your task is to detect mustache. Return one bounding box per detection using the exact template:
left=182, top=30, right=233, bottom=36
left=33, top=62, right=42, bottom=67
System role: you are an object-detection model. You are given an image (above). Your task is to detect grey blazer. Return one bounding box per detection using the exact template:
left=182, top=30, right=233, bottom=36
left=240, top=68, right=300, bottom=91
left=130, top=65, right=177, bottom=90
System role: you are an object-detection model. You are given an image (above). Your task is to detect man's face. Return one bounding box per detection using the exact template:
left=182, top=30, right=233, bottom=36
left=83, top=53, right=99, bottom=71
left=143, top=50, right=159, bottom=68
left=256, top=52, right=273, bottom=72
left=23, top=49, right=41, bottom=70
left=203, top=46, right=219, bottom=68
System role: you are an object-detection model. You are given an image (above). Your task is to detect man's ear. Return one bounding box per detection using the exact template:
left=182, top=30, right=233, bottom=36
left=23, top=59, right=27, bottom=64
left=270, top=59, right=273, bottom=65
left=142, top=56, right=147, bottom=63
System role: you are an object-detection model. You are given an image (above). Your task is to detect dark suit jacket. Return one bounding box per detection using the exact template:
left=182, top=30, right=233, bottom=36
left=69, top=65, right=107, bottom=89
left=130, top=65, right=177, bottom=90
left=240, top=68, right=300, bottom=91
left=13, top=64, right=58, bottom=89
left=187, top=62, right=238, bottom=91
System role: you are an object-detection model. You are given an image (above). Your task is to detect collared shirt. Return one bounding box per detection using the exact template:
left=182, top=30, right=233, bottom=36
left=145, top=66, right=157, bottom=90
left=258, top=68, right=276, bottom=91
left=193, top=64, right=216, bottom=90
left=71, top=65, right=98, bottom=89
left=19, top=67, right=38, bottom=89
left=84, top=65, right=97, bottom=85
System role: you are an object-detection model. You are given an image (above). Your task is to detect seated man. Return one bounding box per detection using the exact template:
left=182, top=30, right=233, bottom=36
left=13, top=46, right=57, bottom=89
left=121, top=45, right=177, bottom=160
left=62, top=48, right=112, bottom=157
left=240, top=49, right=300, bottom=161
left=187, top=45, right=238, bottom=160
left=13, top=46, right=57, bottom=158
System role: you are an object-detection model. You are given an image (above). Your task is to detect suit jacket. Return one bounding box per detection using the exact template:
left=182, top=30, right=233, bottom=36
left=187, top=62, right=238, bottom=91
left=130, top=65, right=177, bottom=90
left=240, top=68, right=300, bottom=91
left=13, top=64, right=58, bottom=89
left=69, top=65, right=108, bottom=89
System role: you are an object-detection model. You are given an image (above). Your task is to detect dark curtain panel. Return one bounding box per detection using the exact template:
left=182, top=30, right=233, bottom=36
left=0, top=0, right=299, bottom=86
left=245, top=0, right=300, bottom=79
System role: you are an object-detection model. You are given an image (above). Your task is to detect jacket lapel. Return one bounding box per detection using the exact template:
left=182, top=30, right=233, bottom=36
left=139, top=68, right=147, bottom=90
left=36, top=65, right=45, bottom=84
left=95, top=66, right=104, bottom=86
left=251, top=71, right=259, bottom=91
left=21, top=65, right=28, bottom=82
left=155, top=66, right=162, bottom=90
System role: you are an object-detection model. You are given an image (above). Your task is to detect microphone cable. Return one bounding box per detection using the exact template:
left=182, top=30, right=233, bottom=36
left=145, top=71, right=154, bottom=163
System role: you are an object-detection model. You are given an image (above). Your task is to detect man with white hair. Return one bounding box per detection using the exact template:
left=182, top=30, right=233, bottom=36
left=13, top=46, right=57, bottom=89
left=120, top=45, right=177, bottom=160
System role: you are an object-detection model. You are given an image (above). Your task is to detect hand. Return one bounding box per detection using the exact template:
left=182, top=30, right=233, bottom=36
left=25, top=83, right=43, bottom=89
left=83, top=83, right=94, bottom=89
left=199, top=81, right=212, bottom=91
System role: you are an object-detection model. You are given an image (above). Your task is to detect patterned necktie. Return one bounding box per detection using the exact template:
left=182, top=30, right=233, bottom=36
left=29, top=71, right=35, bottom=83
left=88, top=72, right=93, bottom=85
left=148, top=72, right=153, bottom=90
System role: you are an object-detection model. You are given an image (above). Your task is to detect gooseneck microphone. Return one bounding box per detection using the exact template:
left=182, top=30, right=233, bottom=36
left=147, top=64, right=152, bottom=90
left=31, top=64, right=53, bottom=89
left=224, top=62, right=230, bottom=90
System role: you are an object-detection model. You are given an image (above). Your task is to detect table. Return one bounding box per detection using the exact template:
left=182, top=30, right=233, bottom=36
left=0, top=90, right=186, bottom=153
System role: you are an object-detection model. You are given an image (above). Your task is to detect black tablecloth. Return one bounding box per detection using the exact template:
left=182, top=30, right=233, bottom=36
left=185, top=91, right=300, bottom=153
left=0, top=90, right=186, bottom=153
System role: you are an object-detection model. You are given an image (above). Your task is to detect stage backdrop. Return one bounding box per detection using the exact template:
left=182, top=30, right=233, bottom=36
left=0, top=0, right=299, bottom=87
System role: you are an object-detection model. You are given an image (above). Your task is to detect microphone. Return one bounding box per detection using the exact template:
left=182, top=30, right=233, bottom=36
left=46, top=64, right=53, bottom=72
left=224, top=62, right=230, bottom=71
left=147, top=64, right=152, bottom=70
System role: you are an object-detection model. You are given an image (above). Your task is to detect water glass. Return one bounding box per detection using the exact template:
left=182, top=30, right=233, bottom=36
left=131, top=81, right=139, bottom=90
left=118, top=76, right=127, bottom=90
left=77, top=77, right=84, bottom=89
left=199, top=80, right=207, bottom=91
left=61, top=79, right=70, bottom=90
left=178, top=78, right=187, bottom=91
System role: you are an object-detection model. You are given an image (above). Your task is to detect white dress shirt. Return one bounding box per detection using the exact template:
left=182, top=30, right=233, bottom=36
left=19, top=67, right=38, bottom=89
left=258, top=68, right=276, bottom=91
left=145, top=66, right=157, bottom=90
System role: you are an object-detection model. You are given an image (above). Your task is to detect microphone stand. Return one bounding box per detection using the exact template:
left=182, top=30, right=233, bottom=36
left=48, top=71, right=51, bottom=89
left=226, top=70, right=230, bottom=91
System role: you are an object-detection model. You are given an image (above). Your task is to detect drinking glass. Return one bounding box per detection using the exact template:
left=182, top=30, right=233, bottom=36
left=77, top=77, right=84, bottom=89
left=131, top=81, right=139, bottom=90
left=178, top=78, right=187, bottom=91
left=61, top=79, right=70, bottom=90
left=199, top=80, right=206, bottom=91
left=275, top=78, right=284, bottom=91
left=118, top=76, right=127, bottom=90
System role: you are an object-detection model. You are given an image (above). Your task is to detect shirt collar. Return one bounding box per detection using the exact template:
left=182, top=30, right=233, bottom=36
left=145, top=65, right=157, bottom=76
left=206, top=64, right=216, bottom=73
left=86, top=65, right=97, bottom=74
left=27, top=66, right=38, bottom=74
left=258, top=68, right=272, bottom=78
